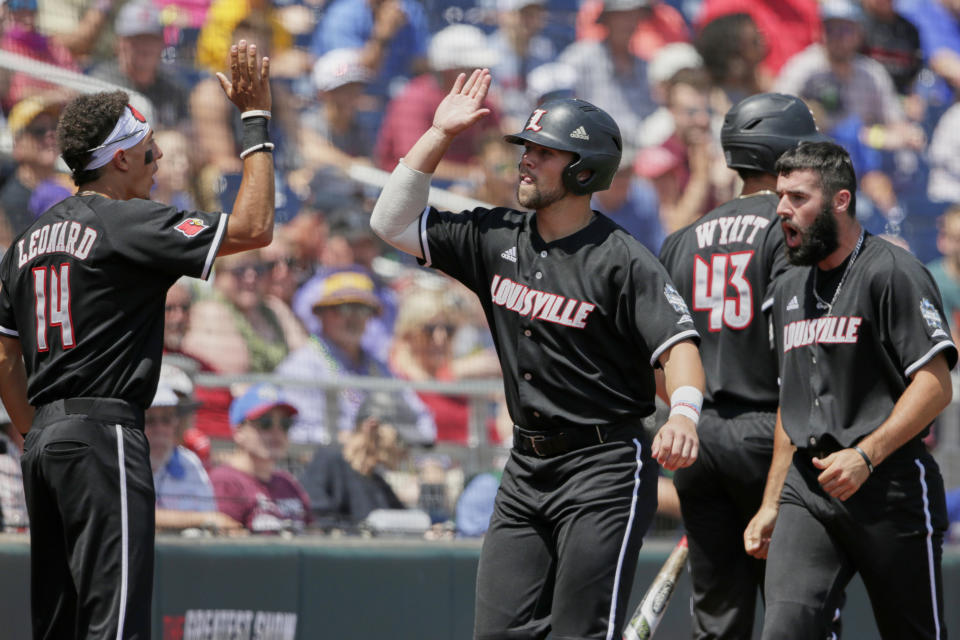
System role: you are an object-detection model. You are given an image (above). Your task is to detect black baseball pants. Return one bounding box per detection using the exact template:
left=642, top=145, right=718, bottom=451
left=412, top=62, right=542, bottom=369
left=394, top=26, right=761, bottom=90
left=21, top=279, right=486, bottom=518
left=21, top=398, right=154, bottom=640
left=762, top=441, right=947, bottom=640
left=673, top=409, right=774, bottom=640
left=474, top=426, right=658, bottom=640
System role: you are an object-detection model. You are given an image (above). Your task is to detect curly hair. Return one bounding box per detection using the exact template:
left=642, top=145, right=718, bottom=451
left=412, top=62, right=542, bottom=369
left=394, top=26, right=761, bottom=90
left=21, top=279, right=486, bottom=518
left=56, top=90, right=130, bottom=186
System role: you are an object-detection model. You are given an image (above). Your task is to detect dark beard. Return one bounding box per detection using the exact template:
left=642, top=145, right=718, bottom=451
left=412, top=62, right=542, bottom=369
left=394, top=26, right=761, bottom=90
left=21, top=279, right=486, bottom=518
left=517, top=179, right=567, bottom=210
left=786, top=201, right=839, bottom=266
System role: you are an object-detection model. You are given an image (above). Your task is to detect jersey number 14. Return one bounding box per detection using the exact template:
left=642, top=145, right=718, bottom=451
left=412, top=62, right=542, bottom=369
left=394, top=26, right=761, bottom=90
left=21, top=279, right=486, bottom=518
left=692, top=252, right=754, bottom=331
left=32, top=264, right=75, bottom=351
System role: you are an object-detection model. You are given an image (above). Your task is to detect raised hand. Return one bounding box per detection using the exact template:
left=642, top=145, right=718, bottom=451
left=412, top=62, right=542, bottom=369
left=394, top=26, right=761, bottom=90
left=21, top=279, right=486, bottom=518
left=431, top=68, right=492, bottom=138
left=217, top=40, right=272, bottom=113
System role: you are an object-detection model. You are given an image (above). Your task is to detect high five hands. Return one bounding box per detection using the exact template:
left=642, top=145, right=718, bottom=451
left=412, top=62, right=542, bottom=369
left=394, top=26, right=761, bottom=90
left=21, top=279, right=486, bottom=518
left=217, top=40, right=272, bottom=113
left=431, top=68, right=492, bottom=138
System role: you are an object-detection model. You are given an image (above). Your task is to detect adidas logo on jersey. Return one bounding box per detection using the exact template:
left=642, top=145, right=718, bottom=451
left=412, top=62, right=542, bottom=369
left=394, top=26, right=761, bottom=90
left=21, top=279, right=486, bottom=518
left=786, top=295, right=799, bottom=311
left=569, top=126, right=589, bottom=140
left=501, top=246, right=518, bottom=263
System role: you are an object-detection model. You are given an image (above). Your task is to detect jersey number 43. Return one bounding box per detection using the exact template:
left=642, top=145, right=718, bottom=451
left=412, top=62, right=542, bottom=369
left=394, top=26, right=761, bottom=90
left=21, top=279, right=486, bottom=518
left=32, top=264, right=75, bottom=351
left=692, top=252, right=754, bottom=332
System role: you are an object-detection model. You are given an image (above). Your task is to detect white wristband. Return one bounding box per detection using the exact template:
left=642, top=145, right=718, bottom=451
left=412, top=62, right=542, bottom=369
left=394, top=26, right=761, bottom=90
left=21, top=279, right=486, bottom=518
left=669, top=385, right=702, bottom=425
left=241, top=109, right=272, bottom=120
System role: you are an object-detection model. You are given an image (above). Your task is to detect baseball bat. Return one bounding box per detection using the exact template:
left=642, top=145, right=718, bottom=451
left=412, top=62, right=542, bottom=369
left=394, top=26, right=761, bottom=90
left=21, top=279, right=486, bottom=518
left=622, top=535, right=688, bottom=640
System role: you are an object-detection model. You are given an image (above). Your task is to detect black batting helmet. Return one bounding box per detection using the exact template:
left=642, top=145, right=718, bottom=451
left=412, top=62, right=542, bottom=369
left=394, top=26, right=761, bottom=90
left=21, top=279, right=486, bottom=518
left=721, top=93, right=830, bottom=176
left=504, top=98, right=622, bottom=195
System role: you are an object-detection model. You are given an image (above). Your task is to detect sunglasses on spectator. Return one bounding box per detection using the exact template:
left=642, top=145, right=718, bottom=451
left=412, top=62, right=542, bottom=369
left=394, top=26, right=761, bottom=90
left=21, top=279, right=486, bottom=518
left=25, top=124, right=56, bottom=138
left=164, top=302, right=190, bottom=313
left=422, top=323, right=456, bottom=335
left=335, top=302, right=375, bottom=318
left=250, top=415, right=294, bottom=432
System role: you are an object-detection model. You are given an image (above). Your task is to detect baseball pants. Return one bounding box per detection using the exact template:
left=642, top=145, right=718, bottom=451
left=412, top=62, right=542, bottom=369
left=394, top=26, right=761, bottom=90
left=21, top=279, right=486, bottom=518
left=673, top=409, right=774, bottom=640
left=21, top=398, right=154, bottom=640
left=762, top=441, right=947, bottom=640
left=474, top=425, right=659, bottom=640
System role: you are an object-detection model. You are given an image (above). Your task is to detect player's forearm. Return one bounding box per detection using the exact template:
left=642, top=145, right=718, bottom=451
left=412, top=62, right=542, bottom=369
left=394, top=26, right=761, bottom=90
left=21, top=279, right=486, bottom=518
left=759, top=410, right=794, bottom=511
left=220, top=152, right=275, bottom=255
left=931, top=50, right=960, bottom=89
left=0, top=336, right=34, bottom=434
left=659, top=339, right=705, bottom=398
left=369, top=160, right=431, bottom=257
left=856, top=353, right=952, bottom=468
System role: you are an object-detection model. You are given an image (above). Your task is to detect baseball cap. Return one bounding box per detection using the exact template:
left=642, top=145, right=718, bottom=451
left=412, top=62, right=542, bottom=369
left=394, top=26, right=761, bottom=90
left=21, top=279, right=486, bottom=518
left=150, top=383, right=180, bottom=409
left=7, top=96, right=59, bottom=138
left=115, top=0, right=164, bottom=37
left=3, top=0, right=37, bottom=11
left=819, top=0, right=864, bottom=23
left=312, top=48, right=371, bottom=92
left=229, top=383, right=298, bottom=428
left=497, top=0, right=545, bottom=12
left=526, top=62, right=576, bottom=105
left=428, top=24, right=500, bottom=72
left=648, top=43, right=703, bottom=88
left=309, top=269, right=382, bottom=313
left=601, top=0, right=651, bottom=15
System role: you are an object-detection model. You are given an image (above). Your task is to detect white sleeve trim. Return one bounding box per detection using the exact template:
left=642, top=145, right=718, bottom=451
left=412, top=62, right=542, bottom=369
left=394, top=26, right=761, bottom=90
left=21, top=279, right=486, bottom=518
left=649, top=329, right=700, bottom=366
left=761, top=296, right=774, bottom=312
left=904, top=340, right=957, bottom=378
left=200, top=212, right=228, bottom=280
left=419, top=208, right=431, bottom=266
left=0, top=324, right=18, bottom=337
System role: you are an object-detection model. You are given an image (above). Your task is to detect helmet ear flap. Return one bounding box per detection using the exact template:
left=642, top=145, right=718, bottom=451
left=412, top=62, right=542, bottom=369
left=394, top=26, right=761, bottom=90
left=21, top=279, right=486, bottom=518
left=562, top=155, right=594, bottom=196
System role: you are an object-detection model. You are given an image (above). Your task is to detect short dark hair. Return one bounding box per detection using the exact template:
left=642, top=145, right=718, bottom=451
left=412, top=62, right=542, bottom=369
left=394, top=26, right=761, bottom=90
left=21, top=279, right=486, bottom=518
left=57, top=90, right=130, bottom=187
left=774, top=141, right=857, bottom=217
left=696, top=13, right=756, bottom=85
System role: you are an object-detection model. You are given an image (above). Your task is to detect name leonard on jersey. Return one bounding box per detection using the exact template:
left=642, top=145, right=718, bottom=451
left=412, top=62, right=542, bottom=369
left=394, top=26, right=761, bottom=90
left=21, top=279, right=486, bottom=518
left=16, top=220, right=98, bottom=269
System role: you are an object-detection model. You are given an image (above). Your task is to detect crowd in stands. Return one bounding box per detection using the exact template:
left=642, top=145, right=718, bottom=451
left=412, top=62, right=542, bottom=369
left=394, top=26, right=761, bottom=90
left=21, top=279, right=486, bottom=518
left=2, top=0, right=960, bottom=540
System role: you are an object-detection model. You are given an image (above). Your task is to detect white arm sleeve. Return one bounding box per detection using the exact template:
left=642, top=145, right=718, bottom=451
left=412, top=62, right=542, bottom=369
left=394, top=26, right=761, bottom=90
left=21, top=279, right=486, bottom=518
left=370, top=160, right=432, bottom=258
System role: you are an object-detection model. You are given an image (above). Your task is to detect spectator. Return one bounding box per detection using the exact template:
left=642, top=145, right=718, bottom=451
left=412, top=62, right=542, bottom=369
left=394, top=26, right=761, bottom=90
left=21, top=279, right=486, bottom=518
left=0, top=409, right=27, bottom=532
left=277, top=269, right=436, bottom=445
left=575, top=0, right=690, bottom=62
left=927, top=99, right=960, bottom=203
left=300, top=48, right=376, bottom=172
left=0, top=0, right=79, bottom=110
left=590, top=156, right=663, bottom=252
left=471, top=133, right=521, bottom=209
left=374, top=23, right=502, bottom=185
left=209, top=383, right=312, bottom=534
left=898, top=0, right=960, bottom=99
left=0, top=97, right=64, bottom=242
left=88, top=0, right=190, bottom=130
left=184, top=249, right=307, bottom=376
left=859, top=0, right=923, bottom=97
left=695, top=13, right=770, bottom=107
left=389, top=286, right=501, bottom=445
left=926, top=205, right=960, bottom=342
left=634, top=67, right=725, bottom=233
left=637, top=42, right=704, bottom=152
left=163, top=278, right=235, bottom=440
left=299, top=391, right=418, bottom=528
left=775, top=0, right=920, bottom=141
left=525, top=59, right=577, bottom=107
left=310, top=0, right=429, bottom=108
left=558, top=0, right=658, bottom=155
left=147, top=382, right=244, bottom=533
left=487, top=0, right=557, bottom=129
left=26, top=179, right=71, bottom=220
left=150, top=129, right=203, bottom=212
left=695, top=0, right=821, bottom=76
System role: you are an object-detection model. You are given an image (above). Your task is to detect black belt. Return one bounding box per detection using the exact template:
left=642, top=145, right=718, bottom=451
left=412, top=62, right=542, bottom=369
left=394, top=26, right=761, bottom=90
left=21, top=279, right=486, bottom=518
left=513, top=424, right=612, bottom=458
left=36, top=397, right=144, bottom=428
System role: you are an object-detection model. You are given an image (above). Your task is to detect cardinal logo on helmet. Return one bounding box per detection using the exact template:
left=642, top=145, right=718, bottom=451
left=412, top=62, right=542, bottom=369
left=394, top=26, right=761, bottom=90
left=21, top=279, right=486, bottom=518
left=175, top=218, right=209, bottom=238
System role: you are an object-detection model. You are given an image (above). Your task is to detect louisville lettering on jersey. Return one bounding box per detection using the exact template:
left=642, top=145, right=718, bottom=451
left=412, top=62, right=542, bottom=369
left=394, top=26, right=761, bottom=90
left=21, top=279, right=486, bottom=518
left=16, top=221, right=98, bottom=269
left=490, top=275, right=596, bottom=329
left=783, top=316, right=863, bottom=352
left=694, top=214, right=770, bottom=249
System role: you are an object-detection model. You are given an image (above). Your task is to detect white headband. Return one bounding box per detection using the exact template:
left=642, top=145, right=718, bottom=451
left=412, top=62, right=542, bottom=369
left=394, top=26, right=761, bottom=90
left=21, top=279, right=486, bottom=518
left=82, top=104, right=149, bottom=171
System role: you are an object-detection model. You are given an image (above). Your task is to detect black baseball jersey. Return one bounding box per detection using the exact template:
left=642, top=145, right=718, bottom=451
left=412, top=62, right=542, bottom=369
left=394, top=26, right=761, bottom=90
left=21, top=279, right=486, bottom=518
left=0, top=194, right=226, bottom=408
left=659, top=192, right=789, bottom=409
left=417, top=206, right=699, bottom=430
left=772, top=233, right=958, bottom=448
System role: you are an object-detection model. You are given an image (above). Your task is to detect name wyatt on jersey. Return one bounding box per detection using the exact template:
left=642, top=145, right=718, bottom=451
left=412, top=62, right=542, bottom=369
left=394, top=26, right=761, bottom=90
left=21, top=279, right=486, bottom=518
left=16, top=221, right=98, bottom=269
left=694, top=214, right=771, bottom=249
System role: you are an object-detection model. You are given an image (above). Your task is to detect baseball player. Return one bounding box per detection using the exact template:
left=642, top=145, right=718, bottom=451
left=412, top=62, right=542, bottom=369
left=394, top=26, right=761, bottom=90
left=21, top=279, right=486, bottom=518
left=745, top=141, right=956, bottom=639
left=369, top=68, right=706, bottom=640
left=0, top=41, right=274, bottom=639
left=658, top=93, right=829, bottom=639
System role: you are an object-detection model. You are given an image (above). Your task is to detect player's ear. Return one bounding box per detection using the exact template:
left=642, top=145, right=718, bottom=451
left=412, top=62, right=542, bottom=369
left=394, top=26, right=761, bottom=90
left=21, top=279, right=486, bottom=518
left=832, top=189, right=852, bottom=216
left=111, top=149, right=129, bottom=172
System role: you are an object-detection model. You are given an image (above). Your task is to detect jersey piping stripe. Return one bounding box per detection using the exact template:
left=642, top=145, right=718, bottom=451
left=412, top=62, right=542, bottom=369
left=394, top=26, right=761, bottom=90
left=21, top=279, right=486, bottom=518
left=200, top=213, right=229, bottom=281
left=114, top=425, right=130, bottom=640
left=904, top=340, right=956, bottom=378
left=604, top=437, right=643, bottom=640
left=914, top=458, right=942, bottom=639
left=0, top=324, right=17, bottom=337
left=418, top=208, right=432, bottom=266
left=761, top=296, right=774, bottom=312
left=649, top=329, right=700, bottom=366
